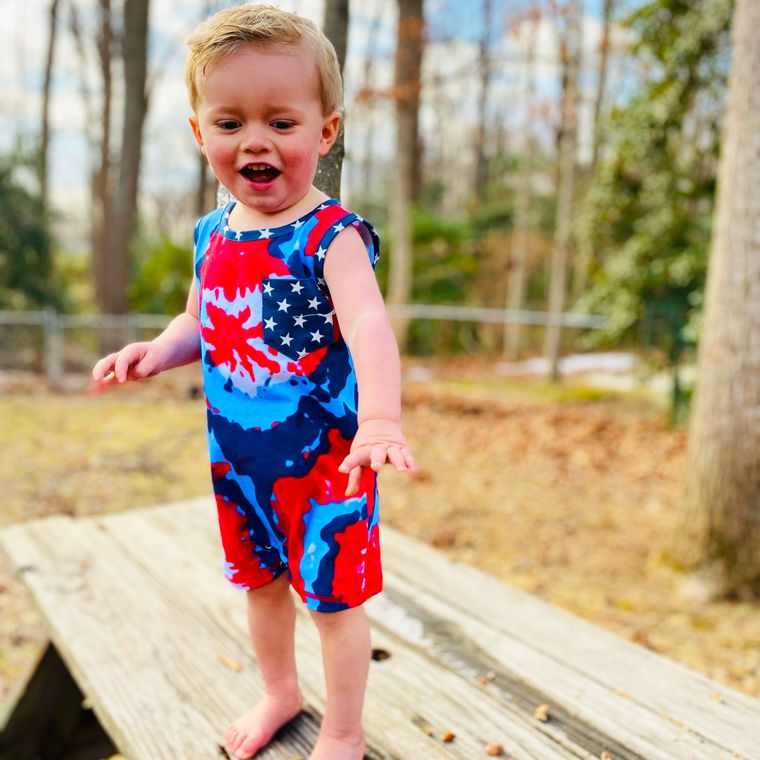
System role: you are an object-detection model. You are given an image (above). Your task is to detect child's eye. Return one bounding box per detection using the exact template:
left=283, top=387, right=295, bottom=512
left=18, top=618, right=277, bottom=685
left=271, top=120, right=295, bottom=130
left=217, top=120, right=240, bottom=131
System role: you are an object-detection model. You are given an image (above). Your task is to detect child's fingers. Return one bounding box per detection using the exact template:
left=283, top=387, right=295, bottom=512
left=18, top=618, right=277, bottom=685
left=345, top=465, right=363, bottom=496
left=338, top=447, right=370, bottom=473
left=92, top=353, right=118, bottom=380
left=88, top=371, right=115, bottom=395
left=133, top=351, right=159, bottom=379
left=338, top=453, right=357, bottom=473
left=402, top=447, right=417, bottom=471
left=114, top=346, right=144, bottom=382
left=387, top=446, right=408, bottom=471
left=370, top=444, right=387, bottom=471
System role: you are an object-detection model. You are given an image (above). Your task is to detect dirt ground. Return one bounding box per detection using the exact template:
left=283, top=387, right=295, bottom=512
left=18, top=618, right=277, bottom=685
left=1, top=357, right=758, bottom=706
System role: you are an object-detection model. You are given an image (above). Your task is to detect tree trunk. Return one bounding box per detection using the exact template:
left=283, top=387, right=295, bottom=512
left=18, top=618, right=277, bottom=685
left=106, top=0, right=150, bottom=316
left=39, top=0, right=61, bottom=208
left=388, top=0, right=424, bottom=349
left=92, top=0, right=113, bottom=317
left=504, top=11, right=539, bottom=359
left=473, top=0, right=493, bottom=206
left=315, top=0, right=349, bottom=200
left=544, top=0, right=581, bottom=381
left=590, top=0, right=613, bottom=174
left=572, top=0, right=614, bottom=302
left=360, top=1, right=383, bottom=196
left=196, top=152, right=215, bottom=218
left=670, top=0, right=760, bottom=600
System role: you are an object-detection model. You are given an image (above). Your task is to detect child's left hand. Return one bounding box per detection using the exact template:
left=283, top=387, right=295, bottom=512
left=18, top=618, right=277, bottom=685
left=338, top=419, right=416, bottom=496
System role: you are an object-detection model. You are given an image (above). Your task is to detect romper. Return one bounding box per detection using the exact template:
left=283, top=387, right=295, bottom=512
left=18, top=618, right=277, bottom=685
left=193, top=199, right=383, bottom=612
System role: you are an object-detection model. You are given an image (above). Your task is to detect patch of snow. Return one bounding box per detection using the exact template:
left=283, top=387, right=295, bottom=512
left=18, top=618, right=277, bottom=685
left=497, top=352, right=637, bottom=376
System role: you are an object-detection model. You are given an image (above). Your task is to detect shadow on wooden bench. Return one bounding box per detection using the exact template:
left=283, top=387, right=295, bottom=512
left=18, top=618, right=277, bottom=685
left=1, top=498, right=758, bottom=759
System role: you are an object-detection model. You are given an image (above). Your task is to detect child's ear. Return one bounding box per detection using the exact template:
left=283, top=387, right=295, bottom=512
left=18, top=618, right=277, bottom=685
left=319, top=112, right=340, bottom=156
left=189, top=116, right=206, bottom=156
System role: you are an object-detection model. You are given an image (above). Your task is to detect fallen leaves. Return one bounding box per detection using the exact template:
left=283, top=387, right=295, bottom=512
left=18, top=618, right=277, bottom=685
left=533, top=703, right=551, bottom=722
left=1, top=360, right=760, bottom=713
left=218, top=654, right=242, bottom=672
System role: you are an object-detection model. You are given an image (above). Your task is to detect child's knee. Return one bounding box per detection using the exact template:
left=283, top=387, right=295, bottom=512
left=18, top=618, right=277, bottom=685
left=246, top=569, right=292, bottom=601
left=308, top=603, right=366, bottom=628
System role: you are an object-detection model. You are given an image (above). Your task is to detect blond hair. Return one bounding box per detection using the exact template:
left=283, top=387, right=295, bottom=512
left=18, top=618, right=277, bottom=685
left=185, top=4, right=342, bottom=115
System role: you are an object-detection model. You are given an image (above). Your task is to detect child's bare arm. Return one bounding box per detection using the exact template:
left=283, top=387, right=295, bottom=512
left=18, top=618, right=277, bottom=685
left=91, top=280, right=201, bottom=389
left=323, top=226, right=416, bottom=495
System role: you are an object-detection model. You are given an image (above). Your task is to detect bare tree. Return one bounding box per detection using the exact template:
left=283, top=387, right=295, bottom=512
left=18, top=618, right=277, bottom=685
left=104, top=0, right=151, bottom=316
left=670, top=0, right=760, bottom=601
left=388, top=0, right=424, bottom=348
left=572, top=0, right=615, bottom=302
left=315, top=0, right=349, bottom=199
left=473, top=0, right=494, bottom=205
left=39, top=0, right=62, bottom=207
left=590, top=0, right=613, bottom=173
left=196, top=0, right=232, bottom=215
left=358, top=0, right=384, bottom=196
left=544, top=0, right=582, bottom=381
left=91, top=0, right=114, bottom=317
left=504, top=8, right=540, bottom=358
left=196, top=149, right=215, bottom=218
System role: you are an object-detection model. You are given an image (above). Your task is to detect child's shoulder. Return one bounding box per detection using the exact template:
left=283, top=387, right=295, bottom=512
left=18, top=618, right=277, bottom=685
left=310, top=200, right=381, bottom=273
left=312, top=199, right=377, bottom=235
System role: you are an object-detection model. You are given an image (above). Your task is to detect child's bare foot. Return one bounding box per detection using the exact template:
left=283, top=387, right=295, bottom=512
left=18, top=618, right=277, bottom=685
left=224, top=689, right=303, bottom=759
left=309, top=728, right=365, bottom=760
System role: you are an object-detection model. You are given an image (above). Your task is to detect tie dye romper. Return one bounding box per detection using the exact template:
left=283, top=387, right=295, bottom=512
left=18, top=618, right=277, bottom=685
left=193, top=199, right=383, bottom=613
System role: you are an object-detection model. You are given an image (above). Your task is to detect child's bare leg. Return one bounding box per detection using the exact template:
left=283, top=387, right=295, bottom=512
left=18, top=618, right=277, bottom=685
left=308, top=605, right=371, bottom=760
left=225, top=572, right=303, bottom=759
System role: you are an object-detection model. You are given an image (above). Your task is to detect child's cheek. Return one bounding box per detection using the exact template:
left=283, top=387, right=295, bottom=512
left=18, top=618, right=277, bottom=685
left=287, top=140, right=317, bottom=169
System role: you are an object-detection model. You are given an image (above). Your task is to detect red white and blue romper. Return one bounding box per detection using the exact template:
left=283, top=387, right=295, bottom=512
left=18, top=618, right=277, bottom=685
left=193, top=199, right=383, bottom=612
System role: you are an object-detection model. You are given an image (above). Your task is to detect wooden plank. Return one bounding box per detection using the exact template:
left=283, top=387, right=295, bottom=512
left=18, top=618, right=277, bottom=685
left=379, top=523, right=760, bottom=759
left=86, top=502, right=585, bottom=760
left=0, top=502, right=584, bottom=760
left=3, top=498, right=758, bottom=759
left=0, top=516, right=319, bottom=760
left=162, top=499, right=760, bottom=758
left=367, top=586, right=645, bottom=760
left=147, top=502, right=719, bottom=760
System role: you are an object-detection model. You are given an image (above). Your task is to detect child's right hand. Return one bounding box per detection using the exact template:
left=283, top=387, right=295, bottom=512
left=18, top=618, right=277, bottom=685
left=91, top=341, right=168, bottom=392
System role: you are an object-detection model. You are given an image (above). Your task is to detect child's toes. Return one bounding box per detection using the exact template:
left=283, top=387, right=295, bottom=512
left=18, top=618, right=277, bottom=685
left=225, top=725, right=241, bottom=751
left=237, top=737, right=259, bottom=759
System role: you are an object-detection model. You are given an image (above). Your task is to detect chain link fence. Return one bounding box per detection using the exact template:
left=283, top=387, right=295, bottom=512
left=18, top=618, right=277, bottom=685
left=0, top=306, right=608, bottom=382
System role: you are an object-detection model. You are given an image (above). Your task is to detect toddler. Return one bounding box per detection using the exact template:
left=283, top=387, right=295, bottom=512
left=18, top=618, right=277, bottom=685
left=91, top=5, right=415, bottom=759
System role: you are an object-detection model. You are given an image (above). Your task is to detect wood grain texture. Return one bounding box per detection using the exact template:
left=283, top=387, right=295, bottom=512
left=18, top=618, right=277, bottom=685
left=377, top=524, right=760, bottom=758
left=1, top=498, right=758, bottom=760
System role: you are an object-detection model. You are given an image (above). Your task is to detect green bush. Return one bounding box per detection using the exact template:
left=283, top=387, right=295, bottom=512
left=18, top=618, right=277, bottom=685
left=0, top=157, right=59, bottom=309
left=130, top=238, right=193, bottom=315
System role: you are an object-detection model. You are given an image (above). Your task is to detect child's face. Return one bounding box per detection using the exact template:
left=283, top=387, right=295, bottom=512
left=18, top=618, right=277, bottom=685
left=190, top=43, right=339, bottom=218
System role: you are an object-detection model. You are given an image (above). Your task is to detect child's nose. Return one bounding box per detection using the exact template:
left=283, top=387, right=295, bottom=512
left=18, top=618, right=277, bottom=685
left=240, top=124, right=272, bottom=153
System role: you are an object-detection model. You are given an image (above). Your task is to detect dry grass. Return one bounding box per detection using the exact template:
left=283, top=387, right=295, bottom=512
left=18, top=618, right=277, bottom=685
left=1, top=358, right=758, bottom=703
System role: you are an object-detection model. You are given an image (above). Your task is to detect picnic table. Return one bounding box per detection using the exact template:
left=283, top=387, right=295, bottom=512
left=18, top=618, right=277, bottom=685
left=1, top=497, right=758, bottom=759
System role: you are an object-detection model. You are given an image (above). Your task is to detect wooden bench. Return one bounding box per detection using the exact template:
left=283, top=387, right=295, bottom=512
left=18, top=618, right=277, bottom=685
left=0, top=498, right=758, bottom=759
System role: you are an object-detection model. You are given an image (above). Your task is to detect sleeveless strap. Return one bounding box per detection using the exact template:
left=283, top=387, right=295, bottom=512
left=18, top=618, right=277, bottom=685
left=307, top=203, right=381, bottom=289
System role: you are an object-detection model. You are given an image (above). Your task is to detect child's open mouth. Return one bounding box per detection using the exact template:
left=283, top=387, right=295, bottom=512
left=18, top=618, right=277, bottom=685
left=240, top=163, right=281, bottom=187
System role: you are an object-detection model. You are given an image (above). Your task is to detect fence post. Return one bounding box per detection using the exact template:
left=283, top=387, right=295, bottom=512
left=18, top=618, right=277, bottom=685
left=125, top=313, right=138, bottom=344
left=43, top=307, right=64, bottom=384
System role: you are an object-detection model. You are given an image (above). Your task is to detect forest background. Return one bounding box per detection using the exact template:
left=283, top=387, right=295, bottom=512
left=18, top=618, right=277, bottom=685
left=3, top=0, right=727, bottom=364
left=2, top=0, right=760, bottom=710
